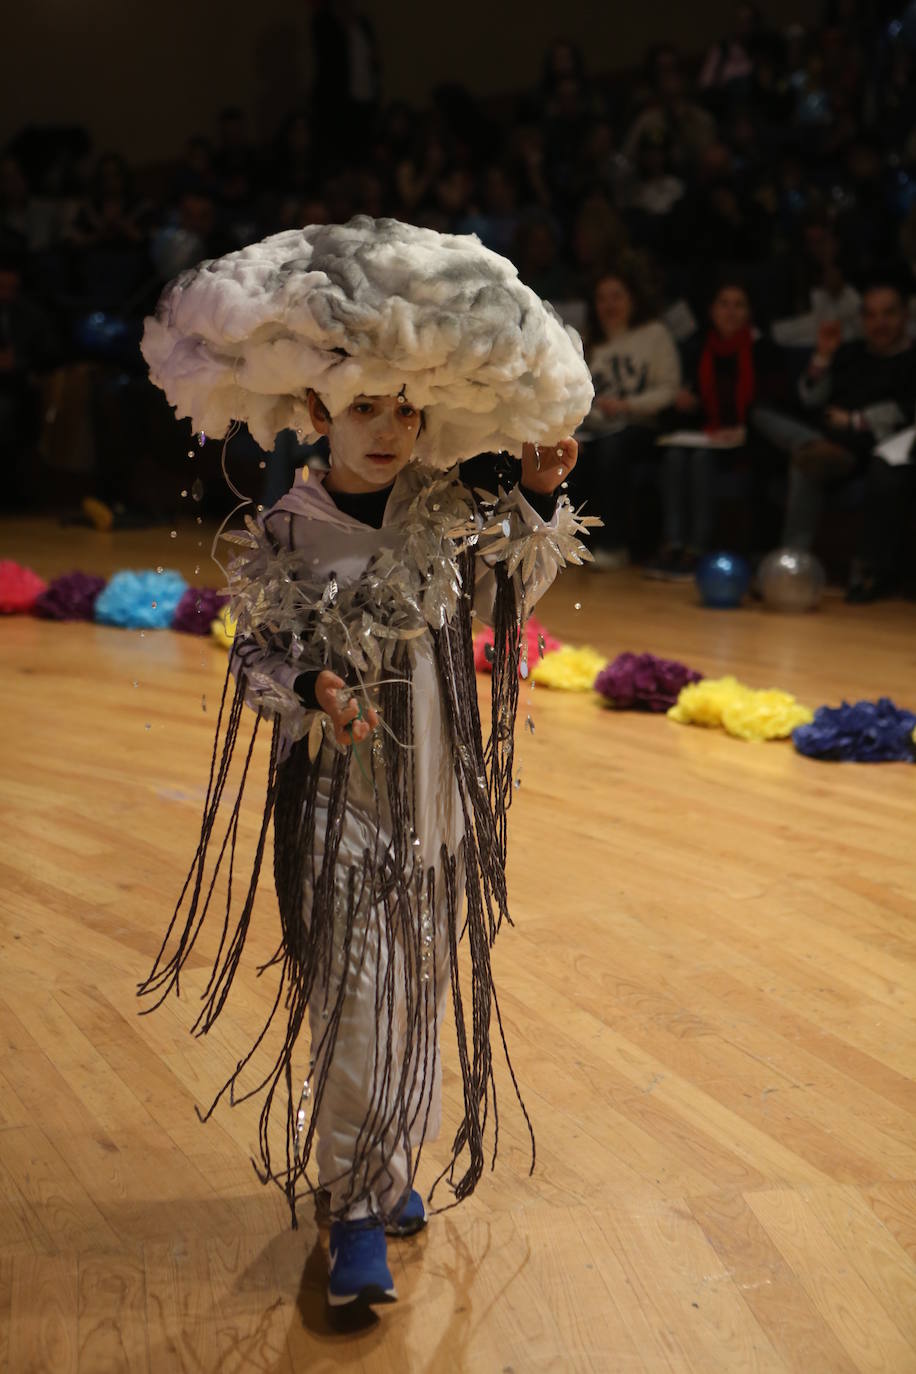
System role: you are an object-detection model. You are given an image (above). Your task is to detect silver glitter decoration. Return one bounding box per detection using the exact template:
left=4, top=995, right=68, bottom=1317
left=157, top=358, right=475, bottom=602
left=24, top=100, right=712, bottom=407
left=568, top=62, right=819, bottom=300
left=293, top=1077, right=312, bottom=1160
left=525, top=715, right=535, bottom=733
left=220, top=468, right=597, bottom=740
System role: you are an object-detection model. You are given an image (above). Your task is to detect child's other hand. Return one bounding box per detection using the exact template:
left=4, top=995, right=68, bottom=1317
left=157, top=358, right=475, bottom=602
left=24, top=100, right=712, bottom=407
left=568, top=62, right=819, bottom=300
left=315, top=670, right=379, bottom=747
left=520, top=437, right=578, bottom=493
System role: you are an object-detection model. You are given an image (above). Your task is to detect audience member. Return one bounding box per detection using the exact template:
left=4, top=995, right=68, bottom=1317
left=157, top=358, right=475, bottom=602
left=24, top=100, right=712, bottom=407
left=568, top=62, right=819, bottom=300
left=573, top=255, right=681, bottom=569
left=4, top=13, right=916, bottom=593
left=754, top=281, right=916, bottom=553
left=651, top=279, right=786, bottom=576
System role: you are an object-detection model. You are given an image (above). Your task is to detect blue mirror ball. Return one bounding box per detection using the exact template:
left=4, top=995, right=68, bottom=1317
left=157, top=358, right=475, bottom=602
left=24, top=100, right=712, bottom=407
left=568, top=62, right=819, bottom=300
left=695, top=551, right=752, bottom=608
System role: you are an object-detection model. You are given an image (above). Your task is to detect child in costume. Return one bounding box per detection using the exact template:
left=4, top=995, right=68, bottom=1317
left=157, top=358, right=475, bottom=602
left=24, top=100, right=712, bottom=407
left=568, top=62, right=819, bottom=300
left=138, top=217, right=594, bottom=1311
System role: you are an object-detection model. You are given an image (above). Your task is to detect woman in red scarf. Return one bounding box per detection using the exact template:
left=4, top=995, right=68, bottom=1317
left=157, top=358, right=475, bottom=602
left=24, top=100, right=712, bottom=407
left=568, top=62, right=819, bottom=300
left=648, top=279, right=783, bottom=578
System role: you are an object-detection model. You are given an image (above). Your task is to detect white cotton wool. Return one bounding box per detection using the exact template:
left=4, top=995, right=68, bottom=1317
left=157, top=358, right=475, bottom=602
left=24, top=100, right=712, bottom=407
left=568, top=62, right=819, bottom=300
left=141, top=216, right=594, bottom=467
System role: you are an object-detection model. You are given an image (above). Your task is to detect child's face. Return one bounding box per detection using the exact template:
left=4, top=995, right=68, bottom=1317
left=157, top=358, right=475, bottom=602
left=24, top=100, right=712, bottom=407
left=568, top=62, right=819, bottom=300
left=324, top=394, right=422, bottom=487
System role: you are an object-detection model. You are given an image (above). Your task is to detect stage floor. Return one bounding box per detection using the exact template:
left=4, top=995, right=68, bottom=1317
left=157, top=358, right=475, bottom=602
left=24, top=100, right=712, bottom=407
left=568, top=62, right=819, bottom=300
left=1, top=515, right=915, bottom=1373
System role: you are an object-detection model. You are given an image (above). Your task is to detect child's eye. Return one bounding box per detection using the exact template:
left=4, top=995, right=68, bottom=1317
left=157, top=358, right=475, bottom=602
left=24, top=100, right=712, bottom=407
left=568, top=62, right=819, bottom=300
left=352, top=402, right=373, bottom=415
left=398, top=405, right=417, bottom=419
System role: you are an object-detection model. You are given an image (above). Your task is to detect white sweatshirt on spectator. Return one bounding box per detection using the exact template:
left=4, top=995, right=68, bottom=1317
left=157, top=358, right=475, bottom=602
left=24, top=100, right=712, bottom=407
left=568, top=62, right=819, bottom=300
left=583, top=322, right=681, bottom=433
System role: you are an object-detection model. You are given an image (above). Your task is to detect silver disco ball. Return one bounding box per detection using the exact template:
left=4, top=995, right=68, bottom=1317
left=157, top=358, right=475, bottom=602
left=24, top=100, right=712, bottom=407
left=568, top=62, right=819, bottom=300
left=758, top=547, right=826, bottom=612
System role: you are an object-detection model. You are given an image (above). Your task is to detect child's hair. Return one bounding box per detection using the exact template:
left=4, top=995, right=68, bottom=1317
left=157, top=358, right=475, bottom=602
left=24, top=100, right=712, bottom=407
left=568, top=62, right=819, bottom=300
left=308, top=389, right=427, bottom=432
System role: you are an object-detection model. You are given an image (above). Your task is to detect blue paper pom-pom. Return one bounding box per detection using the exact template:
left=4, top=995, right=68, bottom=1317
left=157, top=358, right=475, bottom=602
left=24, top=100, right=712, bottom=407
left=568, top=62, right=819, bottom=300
left=94, top=569, right=189, bottom=629
left=792, top=698, right=916, bottom=763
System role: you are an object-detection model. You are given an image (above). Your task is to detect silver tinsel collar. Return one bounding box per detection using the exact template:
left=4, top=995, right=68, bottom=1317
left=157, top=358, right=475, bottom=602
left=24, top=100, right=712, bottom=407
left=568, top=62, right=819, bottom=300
left=223, top=468, right=597, bottom=737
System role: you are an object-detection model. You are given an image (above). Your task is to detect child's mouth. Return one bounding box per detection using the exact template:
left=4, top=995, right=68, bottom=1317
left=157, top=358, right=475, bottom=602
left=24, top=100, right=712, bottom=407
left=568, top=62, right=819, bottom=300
left=366, top=453, right=396, bottom=463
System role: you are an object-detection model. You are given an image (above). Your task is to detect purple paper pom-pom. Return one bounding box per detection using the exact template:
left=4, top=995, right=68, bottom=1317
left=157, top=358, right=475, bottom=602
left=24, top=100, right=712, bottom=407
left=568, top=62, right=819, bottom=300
left=595, top=651, right=703, bottom=712
left=792, top=698, right=916, bottom=763
left=172, top=586, right=229, bottom=635
left=33, top=571, right=107, bottom=621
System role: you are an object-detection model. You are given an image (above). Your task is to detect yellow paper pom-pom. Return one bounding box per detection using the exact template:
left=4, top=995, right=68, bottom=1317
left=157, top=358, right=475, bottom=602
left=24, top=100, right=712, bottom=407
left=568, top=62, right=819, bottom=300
left=668, top=675, right=813, bottom=741
left=531, top=644, right=607, bottom=691
left=721, top=688, right=813, bottom=740
left=667, top=675, right=743, bottom=728
left=211, top=606, right=236, bottom=650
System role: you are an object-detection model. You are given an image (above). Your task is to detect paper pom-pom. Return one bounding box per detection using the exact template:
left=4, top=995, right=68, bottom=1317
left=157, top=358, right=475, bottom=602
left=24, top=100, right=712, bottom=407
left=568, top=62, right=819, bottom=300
left=33, top=571, right=107, bottom=620
left=0, top=561, right=47, bottom=614
left=793, top=699, right=916, bottom=762
left=595, top=651, right=702, bottom=712
left=473, top=614, right=562, bottom=676
left=530, top=644, right=607, bottom=691
left=172, top=586, right=229, bottom=635
left=668, top=675, right=813, bottom=740
left=211, top=606, right=236, bottom=649
left=94, top=569, right=188, bottom=629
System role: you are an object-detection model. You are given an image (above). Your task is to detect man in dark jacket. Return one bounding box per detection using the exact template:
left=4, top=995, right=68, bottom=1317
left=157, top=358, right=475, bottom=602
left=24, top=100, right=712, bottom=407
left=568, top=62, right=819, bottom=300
left=752, top=281, right=916, bottom=551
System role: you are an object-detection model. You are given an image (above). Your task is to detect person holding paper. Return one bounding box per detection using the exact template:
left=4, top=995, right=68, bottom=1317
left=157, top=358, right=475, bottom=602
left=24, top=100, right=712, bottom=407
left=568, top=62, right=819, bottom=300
left=752, top=280, right=916, bottom=555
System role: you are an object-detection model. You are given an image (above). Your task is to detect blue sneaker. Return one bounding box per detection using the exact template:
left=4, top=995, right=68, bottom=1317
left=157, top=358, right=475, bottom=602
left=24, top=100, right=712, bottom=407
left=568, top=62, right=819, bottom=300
left=327, top=1218, right=397, bottom=1308
left=385, top=1188, right=428, bottom=1237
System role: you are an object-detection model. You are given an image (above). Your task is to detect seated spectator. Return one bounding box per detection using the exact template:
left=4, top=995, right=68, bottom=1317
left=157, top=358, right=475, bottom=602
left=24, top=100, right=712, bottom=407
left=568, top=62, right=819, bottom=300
left=512, top=213, right=579, bottom=306
left=63, top=153, right=150, bottom=250
left=571, top=120, right=625, bottom=205
left=847, top=443, right=916, bottom=602
left=456, top=166, right=521, bottom=257
left=620, top=127, right=683, bottom=229
left=572, top=255, right=681, bottom=569
left=771, top=219, right=861, bottom=347
left=650, top=278, right=786, bottom=577
left=150, top=190, right=234, bottom=281
left=571, top=194, right=630, bottom=295
left=393, top=127, right=447, bottom=218
left=699, top=4, right=762, bottom=109
left=753, top=280, right=916, bottom=553
left=62, top=153, right=153, bottom=310
left=0, top=250, right=60, bottom=506
left=506, top=123, right=553, bottom=211
left=169, top=136, right=218, bottom=203
left=0, top=154, right=60, bottom=254
left=623, top=45, right=718, bottom=176
left=269, top=112, right=316, bottom=203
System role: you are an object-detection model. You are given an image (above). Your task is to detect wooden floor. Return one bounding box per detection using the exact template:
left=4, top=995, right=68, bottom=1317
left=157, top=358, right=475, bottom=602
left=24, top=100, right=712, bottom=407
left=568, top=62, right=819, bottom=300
left=1, top=514, right=916, bottom=1373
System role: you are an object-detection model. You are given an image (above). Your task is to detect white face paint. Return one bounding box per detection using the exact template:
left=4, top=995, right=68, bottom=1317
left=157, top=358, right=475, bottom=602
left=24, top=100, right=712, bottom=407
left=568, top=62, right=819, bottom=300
left=326, top=395, right=421, bottom=492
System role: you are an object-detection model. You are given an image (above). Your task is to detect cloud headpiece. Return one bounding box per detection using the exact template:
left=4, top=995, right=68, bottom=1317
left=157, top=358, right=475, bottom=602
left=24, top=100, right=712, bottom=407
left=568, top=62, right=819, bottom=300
left=141, top=216, right=593, bottom=469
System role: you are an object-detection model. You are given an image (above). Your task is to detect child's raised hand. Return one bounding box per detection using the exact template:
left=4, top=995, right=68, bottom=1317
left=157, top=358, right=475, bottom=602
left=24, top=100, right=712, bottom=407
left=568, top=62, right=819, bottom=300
left=315, top=670, right=379, bottom=747
left=520, top=437, right=578, bottom=494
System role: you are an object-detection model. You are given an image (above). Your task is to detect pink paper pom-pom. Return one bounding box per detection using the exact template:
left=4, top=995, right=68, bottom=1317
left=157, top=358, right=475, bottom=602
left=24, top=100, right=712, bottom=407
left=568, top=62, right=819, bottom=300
left=473, top=614, right=562, bottom=675
left=0, top=561, right=48, bottom=614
